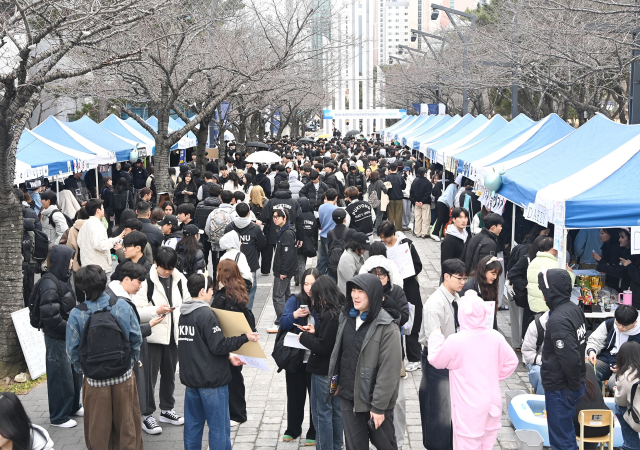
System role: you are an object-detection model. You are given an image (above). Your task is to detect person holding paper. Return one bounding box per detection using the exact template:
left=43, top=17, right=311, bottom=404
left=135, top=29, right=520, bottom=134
left=460, top=256, right=503, bottom=330
left=211, top=260, right=257, bottom=426
left=278, top=267, right=321, bottom=445
left=379, top=220, right=423, bottom=372
left=178, top=273, right=258, bottom=450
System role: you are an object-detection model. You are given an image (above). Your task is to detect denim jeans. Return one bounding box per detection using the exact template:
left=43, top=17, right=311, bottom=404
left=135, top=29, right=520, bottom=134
left=545, top=383, right=585, bottom=450
left=595, top=359, right=614, bottom=388
left=45, top=334, right=82, bottom=425
left=184, top=385, right=231, bottom=450
left=317, top=237, right=329, bottom=275
left=526, top=364, right=544, bottom=395
left=615, top=404, right=640, bottom=450
left=311, top=374, right=343, bottom=450
left=248, top=271, right=257, bottom=310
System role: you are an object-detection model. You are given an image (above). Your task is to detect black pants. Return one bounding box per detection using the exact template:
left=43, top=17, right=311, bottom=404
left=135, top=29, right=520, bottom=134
left=521, top=302, right=534, bottom=340
left=432, top=202, right=450, bottom=238
left=147, top=341, right=178, bottom=413
left=210, top=250, right=220, bottom=284
left=285, top=365, right=315, bottom=440
left=340, top=398, right=397, bottom=450
left=404, top=277, right=423, bottom=363
left=23, top=268, right=34, bottom=308
left=419, top=351, right=452, bottom=450
left=228, top=363, right=247, bottom=423
left=202, top=239, right=212, bottom=269
left=261, top=244, right=275, bottom=275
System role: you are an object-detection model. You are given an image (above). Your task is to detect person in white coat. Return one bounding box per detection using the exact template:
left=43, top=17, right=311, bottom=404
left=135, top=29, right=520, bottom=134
left=521, top=311, right=549, bottom=394
left=133, top=247, right=191, bottom=432
left=218, top=230, right=253, bottom=287
left=77, top=199, right=123, bottom=275
left=288, top=171, right=304, bottom=200
left=39, top=190, right=69, bottom=249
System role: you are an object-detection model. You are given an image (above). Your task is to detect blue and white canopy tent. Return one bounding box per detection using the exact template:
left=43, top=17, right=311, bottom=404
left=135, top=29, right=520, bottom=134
left=64, top=116, right=136, bottom=162
left=146, top=116, right=197, bottom=149
left=400, top=116, right=440, bottom=146
left=416, top=115, right=476, bottom=153
left=391, top=115, right=430, bottom=141
left=382, top=115, right=417, bottom=140
left=405, top=115, right=449, bottom=149
left=100, top=114, right=156, bottom=157
left=445, top=114, right=535, bottom=175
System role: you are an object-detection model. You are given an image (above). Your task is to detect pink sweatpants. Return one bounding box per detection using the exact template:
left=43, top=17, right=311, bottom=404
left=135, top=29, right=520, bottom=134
left=452, top=428, right=500, bottom=450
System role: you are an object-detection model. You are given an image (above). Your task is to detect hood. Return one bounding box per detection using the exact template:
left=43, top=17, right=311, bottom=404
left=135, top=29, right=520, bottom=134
left=458, top=291, right=488, bottom=331
left=203, top=197, right=221, bottom=207
left=49, top=245, right=75, bottom=281
left=445, top=224, right=468, bottom=242
left=255, top=173, right=266, bottom=182
left=298, top=197, right=311, bottom=212
left=218, top=203, right=235, bottom=212
left=538, top=268, right=573, bottom=310
left=275, top=190, right=292, bottom=199
left=180, top=299, right=211, bottom=315
left=345, top=273, right=384, bottom=323
left=289, top=170, right=299, bottom=181
left=108, top=280, right=131, bottom=299
left=40, top=205, right=57, bottom=217
left=359, top=255, right=403, bottom=288
left=233, top=215, right=251, bottom=229
left=393, top=231, right=408, bottom=243
left=219, top=230, right=241, bottom=251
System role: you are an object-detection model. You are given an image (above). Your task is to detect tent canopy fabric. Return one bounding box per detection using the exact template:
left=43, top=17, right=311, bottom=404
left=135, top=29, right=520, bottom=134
left=383, top=116, right=416, bottom=138
left=405, top=115, right=448, bottom=148
left=146, top=116, right=197, bottom=149
left=400, top=116, right=439, bottom=146
left=410, top=116, right=458, bottom=150
left=101, top=114, right=156, bottom=155
left=65, top=116, right=135, bottom=162
left=391, top=115, right=429, bottom=141
left=417, top=115, right=475, bottom=153
left=33, top=116, right=116, bottom=165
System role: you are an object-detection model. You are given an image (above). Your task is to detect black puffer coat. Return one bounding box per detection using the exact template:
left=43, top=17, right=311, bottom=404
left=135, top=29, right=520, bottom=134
left=39, top=245, right=77, bottom=340
left=176, top=241, right=206, bottom=279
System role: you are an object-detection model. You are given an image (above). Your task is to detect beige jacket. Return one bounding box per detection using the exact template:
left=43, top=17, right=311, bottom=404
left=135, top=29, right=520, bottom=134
left=76, top=216, right=119, bottom=273
left=133, top=265, right=191, bottom=345
left=615, top=368, right=640, bottom=432
left=65, top=219, right=86, bottom=272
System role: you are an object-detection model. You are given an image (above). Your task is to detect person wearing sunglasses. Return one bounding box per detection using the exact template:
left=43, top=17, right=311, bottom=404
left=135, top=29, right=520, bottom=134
left=417, top=258, right=467, bottom=450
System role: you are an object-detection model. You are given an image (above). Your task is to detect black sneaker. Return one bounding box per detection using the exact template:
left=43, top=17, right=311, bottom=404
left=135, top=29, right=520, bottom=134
left=159, top=410, right=184, bottom=425
left=142, top=416, right=162, bottom=435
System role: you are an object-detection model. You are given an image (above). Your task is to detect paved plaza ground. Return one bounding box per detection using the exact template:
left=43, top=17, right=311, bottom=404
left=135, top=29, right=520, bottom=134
left=19, top=236, right=529, bottom=450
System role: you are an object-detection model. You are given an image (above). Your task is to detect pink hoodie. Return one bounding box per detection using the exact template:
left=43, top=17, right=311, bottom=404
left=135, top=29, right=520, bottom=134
left=428, top=291, right=518, bottom=439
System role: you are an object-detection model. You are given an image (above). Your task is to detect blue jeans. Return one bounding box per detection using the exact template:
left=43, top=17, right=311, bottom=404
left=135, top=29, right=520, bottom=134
left=45, top=334, right=82, bottom=424
left=184, top=385, right=231, bottom=450
left=311, top=374, right=343, bottom=450
left=317, top=237, right=329, bottom=275
left=526, top=364, right=544, bottom=395
left=545, top=383, right=585, bottom=450
left=248, top=272, right=257, bottom=310
left=615, top=404, right=640, bottom=450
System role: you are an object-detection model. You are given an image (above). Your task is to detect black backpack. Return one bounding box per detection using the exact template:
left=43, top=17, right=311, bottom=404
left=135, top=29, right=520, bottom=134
left=76, top=297, right=131, bottom=380
left=49, top=210, right=74, bottom=229
left=327, top=227, right=349, bottom=279
left=534, top=313, right=545, bottom=357
left=271, top=325, right=304, bottom=373
left=23, top=218, right=49, bottom=269
left=195, top=203, right=216, bottom=229
left=28, top=273, right=61, bottom=329
left=112, top=191, right=131, bottom=211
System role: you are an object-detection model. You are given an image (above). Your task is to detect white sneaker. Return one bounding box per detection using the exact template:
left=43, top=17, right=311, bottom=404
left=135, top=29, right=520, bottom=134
left=142, top=416, right=163, bottom=434
left=430, top=235, right=441, bottom=242
left=71, top=407, right=84, bottom=417
left=52, top=419, right=77, bottom=428
left=159, top=410, right=184, bottom=426
left=405, top=362, right=421, bottom=372
left=230, top=420, right=241, bottom=427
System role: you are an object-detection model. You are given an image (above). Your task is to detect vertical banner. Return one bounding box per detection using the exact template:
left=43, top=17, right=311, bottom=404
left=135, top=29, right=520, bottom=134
left=427, top=104, right=438, bottom=115
left=179, top=149, right=186, bottom=165
left=553, top=201, right=566, bottom=268
left=413, top=103, right=421, bottom=114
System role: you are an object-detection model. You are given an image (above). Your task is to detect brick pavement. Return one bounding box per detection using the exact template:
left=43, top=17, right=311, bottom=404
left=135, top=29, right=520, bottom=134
left=19, top=236, right=529, bottom=450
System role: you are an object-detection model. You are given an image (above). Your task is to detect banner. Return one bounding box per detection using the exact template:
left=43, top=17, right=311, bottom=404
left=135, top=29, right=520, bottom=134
left=428, top=104, right=439, bottom=115
left=322, top=109, right=407, bottom=120
left=179, top=149, right=186, bottom=165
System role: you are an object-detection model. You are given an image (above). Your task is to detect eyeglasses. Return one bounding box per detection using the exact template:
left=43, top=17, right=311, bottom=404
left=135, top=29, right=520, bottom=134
left=451, top=275, right=468, bottom=282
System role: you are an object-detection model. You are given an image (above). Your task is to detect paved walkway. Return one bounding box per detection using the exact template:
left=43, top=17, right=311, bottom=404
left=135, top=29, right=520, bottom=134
left=19, top=236, right=528, bottom=450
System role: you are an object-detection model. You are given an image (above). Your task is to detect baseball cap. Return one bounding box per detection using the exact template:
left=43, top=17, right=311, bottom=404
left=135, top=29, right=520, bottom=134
left=403, top=166, right=411, bottom=172
left=332, top=208, right=347, bottom=223
left=351, top=232, right=371, bottom=251
left=182, top=224, right=204, bottom=237
left=158, top=215, right=178, bottom=228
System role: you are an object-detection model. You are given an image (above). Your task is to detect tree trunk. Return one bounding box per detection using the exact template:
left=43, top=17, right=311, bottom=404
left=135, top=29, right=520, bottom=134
left=196, top=114, right=212, bottom=174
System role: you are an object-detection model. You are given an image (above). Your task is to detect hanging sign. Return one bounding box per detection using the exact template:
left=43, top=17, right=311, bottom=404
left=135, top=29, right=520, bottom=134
left=524, top=203, right=549, bottom=227
left=478, top=186, right=507, bottom=215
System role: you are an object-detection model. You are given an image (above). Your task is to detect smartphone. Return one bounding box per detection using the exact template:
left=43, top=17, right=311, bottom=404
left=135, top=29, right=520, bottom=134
left=159, top=312, right=171, bottom=318
left=293, top=323, right=306, bottom=329
left=300, top=305, right=309, bottom=311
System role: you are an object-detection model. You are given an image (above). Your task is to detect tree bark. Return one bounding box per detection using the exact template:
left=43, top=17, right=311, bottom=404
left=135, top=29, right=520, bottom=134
left=196, top=114, right=212, bottom=174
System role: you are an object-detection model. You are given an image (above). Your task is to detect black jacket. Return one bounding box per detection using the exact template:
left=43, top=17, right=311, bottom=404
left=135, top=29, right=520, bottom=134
left=272, top=223, right=298, bottom=277
left=64, top=176, right=90, bottom=204
left=382, top=282, right=410, bottom=328
left=38, top=246, right=77, bottom=340
left=299, top=181, right=328, bottom=211
left=211, top=288, right=256, bottom=332
left=132, top=166, right=149, bottom=190
left=297, top=198, right=318, bottom=258
left=409, top=176, right=432, bottom=205
left=261, top=191, right=304, bottom=244
left=386, top=172, right=406, bottom=200
left=346, top=169, right=366, bottom=197
left=274, top=171, right=289, bottom=192
left=328, top=224, right=356, bottom=253
left=540, top=269, right=587, bottom=392
left=323, top=172, right=342, bottom=198
left=111, top=254, right=153, bottom=281
left=195, top=196, right=221, bottom=229
left=440, top=228, right=467, bottom=267
left=597, top=246, right=632, bottom=293
left=176, top=242, right=206, bottom=279
left=508, top=255, right=530, bottom=308
left=22, top=204, right=42, bottom=271
left=140, top=218, right=164, bottom=259
left=224, top=219, right=267, bottom=272
left=462, top=228, right=499, bottom=273
left=458, top=187, right=481, bottom=218
left=174, top=181, right=198, bottom=206
left=299, top=314, right=340, bottom=376
left=255, top=173, right=272, bottom=199
left=346, top=200, right=373, bottom=235
left=178, top=301, right=248, bottom=389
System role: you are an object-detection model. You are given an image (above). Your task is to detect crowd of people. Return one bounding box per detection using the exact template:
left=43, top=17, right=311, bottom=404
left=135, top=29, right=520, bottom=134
left=6, top=133, right=640, bottom=450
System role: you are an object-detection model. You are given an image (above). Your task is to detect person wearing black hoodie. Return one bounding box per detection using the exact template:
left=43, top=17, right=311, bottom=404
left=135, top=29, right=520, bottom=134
left=327, top=273, right=402, bottom=450
left=462, top=213, right=503, bottom=274
left=37, top=245, right=82, bottom=428
left=385, top=163, right=406, bottom=232
left=255, top=164, right=272, bottom=199
left=539, top=268, right=587, bottom=450
left=440, top=207, right=469, bottom=271
left=195, top=184, right=222, bottom=265
left=296, top=198, right=319, bottom=286
left=178, top=273, right=259, bottom=450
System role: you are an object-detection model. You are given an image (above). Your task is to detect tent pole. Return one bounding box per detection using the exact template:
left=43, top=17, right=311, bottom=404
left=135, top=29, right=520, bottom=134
left=95, top=167, right=99, bottom=199
left=56, top=177, right=59, bottom=194
left=511, top=202, right=516, bottom=249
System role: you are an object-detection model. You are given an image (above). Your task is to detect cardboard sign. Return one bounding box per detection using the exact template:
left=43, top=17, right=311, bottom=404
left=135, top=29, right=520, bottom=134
left=11, top=308, right=46, bottom=379
left=524, top=203, right=549, bottom=227
left=211, top=308, right=266, bottom=358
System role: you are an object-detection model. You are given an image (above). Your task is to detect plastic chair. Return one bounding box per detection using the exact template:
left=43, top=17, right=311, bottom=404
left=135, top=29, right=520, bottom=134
left=576, top=409, right=614, bottom=450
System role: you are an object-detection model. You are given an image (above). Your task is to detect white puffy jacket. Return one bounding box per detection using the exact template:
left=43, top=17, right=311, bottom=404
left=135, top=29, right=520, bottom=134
left=521, top=311, right=549, bottom=366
